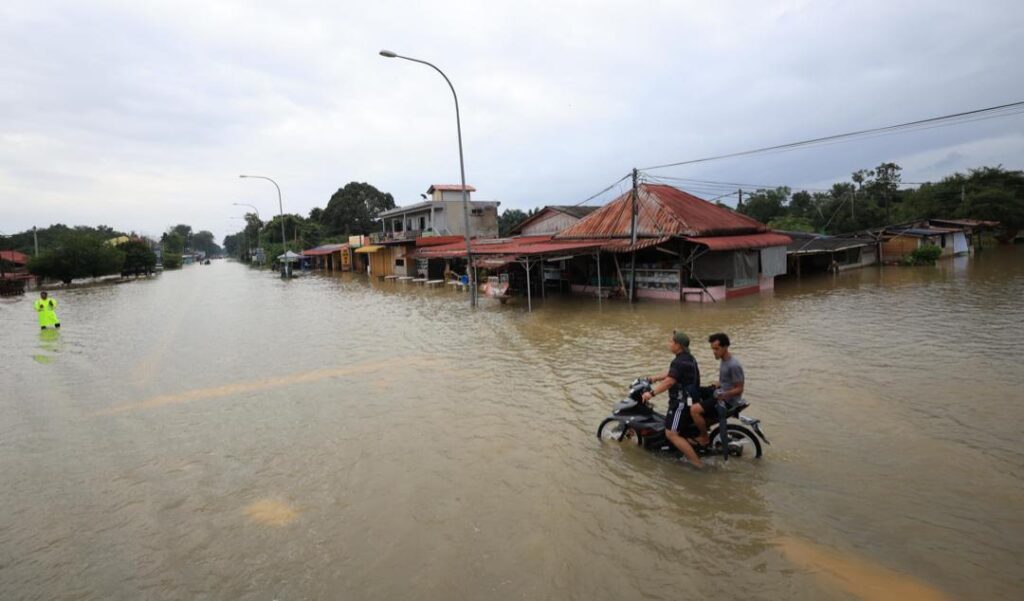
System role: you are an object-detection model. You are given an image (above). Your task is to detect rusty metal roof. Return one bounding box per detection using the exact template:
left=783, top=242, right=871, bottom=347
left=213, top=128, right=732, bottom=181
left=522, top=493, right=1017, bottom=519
left=0, top=250, right=30, bottom=265
left=684, top=232, right=792, bottom=251
left=412, top=235, right=606, bottom=259
left=556, top=183, right=766, bottom=239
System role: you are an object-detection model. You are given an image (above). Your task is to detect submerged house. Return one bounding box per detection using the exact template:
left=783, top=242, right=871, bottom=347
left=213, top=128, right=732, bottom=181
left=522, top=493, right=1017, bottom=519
left=553, top=184, right=791, bottom=301
left=880, top=226, right=967, bottom=261
left=414, top=183, right=791, bottom=303
left=781, top=231, right=877, bottom=275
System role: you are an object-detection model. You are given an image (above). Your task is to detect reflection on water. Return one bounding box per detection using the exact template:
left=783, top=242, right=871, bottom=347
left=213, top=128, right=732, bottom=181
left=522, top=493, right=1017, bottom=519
left=1, top=247, right=1022, bottom=600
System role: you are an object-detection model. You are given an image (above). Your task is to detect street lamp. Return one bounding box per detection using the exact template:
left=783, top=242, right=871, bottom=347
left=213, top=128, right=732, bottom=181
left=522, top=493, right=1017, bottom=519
left=233, top=202, right=264, bottom=265
left=379, top=49, right=477, bottom=307
left=239, top=175, right=289, bottom=277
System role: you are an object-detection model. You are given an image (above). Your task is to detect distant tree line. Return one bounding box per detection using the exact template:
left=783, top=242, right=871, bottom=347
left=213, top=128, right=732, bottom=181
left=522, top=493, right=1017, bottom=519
left=1, top=222, right=223, bottom=284
left=735, top=163, right=1024, bottom=240
left=223, top=181, right=396, bottom=262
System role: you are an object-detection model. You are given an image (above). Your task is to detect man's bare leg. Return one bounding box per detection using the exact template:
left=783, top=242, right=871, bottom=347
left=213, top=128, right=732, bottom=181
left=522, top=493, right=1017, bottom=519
left=666, top=430, right=703, bottom=468
left=690, top=404, right=710, bottom=445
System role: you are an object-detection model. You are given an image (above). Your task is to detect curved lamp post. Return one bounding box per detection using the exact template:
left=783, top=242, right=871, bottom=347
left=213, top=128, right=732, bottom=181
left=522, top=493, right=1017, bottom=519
left=239, top=175, right=289, bottom=277
left=379, top=49, right=477, bottom=307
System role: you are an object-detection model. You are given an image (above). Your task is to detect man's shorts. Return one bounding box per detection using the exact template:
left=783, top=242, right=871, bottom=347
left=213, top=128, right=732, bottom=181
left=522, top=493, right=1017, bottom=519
left=664, top=404, right=691, bottom=433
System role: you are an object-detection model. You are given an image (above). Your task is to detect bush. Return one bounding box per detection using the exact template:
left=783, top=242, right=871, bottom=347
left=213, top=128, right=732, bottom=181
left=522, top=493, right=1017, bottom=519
left=28, top=231, right=125, bottom=284
left=163, top=253, right=183, bottom=269
left=906, top=244, right=942, bottom=265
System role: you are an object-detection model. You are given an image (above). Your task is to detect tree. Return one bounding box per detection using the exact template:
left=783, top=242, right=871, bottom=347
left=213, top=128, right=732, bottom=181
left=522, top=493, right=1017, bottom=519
left=321, top=182, right=396, bottom=236
left=119, top=239, right=157, bottom=276
left=28, top=230, right=125, bottom=284
left=498, top=208, right=530, bottom=237
left=191, top=230, right=222, bottom=256
left=161, top=231, right=185, bottom=254
left=739, top=187, right=790, bottom=224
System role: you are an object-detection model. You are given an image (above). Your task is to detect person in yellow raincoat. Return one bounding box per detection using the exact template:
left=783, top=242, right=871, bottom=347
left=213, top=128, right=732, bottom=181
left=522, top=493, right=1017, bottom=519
left=34, top=291, right=61, bottom=329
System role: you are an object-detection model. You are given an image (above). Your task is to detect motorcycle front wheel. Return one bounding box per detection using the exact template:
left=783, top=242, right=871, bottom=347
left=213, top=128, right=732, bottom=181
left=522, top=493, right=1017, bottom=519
left=597, top=419, right=644, bottom=446
left=707, top=424, right=762, bottom=459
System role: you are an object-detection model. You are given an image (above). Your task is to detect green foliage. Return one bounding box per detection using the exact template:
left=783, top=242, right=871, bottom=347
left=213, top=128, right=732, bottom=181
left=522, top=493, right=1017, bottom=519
left=498, top=208, right=533, bottom=237
left=739, top=187, right=790, bottom=224
left=191, top=230, right=222, bottom=256
left=162, top=253, right=183, bottom=269
left=162, top=231, right=185, bottom=254
left=118, top=239, right=157, bottom=275
left=1, top=224, right=125, bottom=255
left=320, top=182, right=396, bottom=236
left=28, top=230, right=125, bottom=284
left=767, top=215, right=815, bottom=232
left=906, top=244, right=942, bottom=265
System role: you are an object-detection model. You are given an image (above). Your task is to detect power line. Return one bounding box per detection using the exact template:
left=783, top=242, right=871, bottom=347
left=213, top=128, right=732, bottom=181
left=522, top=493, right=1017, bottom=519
left=641, top=100, right=1024, bottom=171
left=570, top=173, right=631, bottom=207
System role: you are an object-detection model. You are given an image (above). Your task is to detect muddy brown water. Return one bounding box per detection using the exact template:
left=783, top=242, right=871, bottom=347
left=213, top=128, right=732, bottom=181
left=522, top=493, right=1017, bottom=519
left=1, top=247, right=1022, bottom=600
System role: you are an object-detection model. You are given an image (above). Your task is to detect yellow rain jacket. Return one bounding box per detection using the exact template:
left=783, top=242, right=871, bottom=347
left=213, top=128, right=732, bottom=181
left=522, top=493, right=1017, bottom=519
left=34, top=297, right=60, bottom=328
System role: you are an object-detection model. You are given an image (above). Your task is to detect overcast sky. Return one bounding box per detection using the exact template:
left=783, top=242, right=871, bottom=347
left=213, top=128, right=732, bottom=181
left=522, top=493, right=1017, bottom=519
left=2, top=0, right=1023, bottom=242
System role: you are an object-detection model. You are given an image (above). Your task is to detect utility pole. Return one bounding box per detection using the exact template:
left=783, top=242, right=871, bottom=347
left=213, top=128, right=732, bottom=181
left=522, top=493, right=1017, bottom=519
left=33, top=227, right=39, bottom=257
left=737, top=189, right=743, bottom=210
left=629, top=168, right=639, bottom=304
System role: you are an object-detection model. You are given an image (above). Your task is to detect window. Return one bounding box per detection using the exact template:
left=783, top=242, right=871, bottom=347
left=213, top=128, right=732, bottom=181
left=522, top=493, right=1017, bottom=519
left=393, top=219, right=403, bottom=232
left=419, top=216, right=426, bottom=230
left=471, top=208, right=483, bottom=216
left=395, top=258, right=405, bottom=267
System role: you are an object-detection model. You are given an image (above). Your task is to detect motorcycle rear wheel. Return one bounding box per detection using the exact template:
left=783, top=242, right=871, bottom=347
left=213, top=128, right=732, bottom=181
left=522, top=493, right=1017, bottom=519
left=708, top=424, right=762, bottom=459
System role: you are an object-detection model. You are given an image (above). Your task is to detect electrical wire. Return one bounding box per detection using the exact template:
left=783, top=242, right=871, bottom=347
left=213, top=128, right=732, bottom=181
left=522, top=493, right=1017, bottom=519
left=570, top=173, right=632, bottom=206
left=641, top=100, right=1024, bottom=171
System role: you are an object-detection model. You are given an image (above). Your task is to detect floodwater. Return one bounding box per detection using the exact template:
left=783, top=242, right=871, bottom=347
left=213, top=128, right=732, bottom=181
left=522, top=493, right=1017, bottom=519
left=1, top=247, right=1022, bottom=600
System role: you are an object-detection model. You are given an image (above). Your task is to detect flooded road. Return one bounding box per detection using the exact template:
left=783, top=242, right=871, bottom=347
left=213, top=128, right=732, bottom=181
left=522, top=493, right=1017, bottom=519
left=2, top=247, right=1022, bottom=600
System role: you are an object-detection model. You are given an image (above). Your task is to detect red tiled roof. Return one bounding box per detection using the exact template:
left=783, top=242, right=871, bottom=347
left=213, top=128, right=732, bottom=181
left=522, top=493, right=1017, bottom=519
left=1, top=250, right=30, bottom=265
left=427, top=184, right=477, bottom=193
left=556, top=184, right=766, bottom=239
left=684, top=232, right=792, bottom=251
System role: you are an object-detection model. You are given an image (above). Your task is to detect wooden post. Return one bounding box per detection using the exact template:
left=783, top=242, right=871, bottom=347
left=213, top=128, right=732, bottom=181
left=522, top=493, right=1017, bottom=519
left=629, top=168, right=639, bottom=303
left=524, top=258, right=532, bottom=312
left=612, top=253, right=627, bottom=298
left=596, top=251, right=602, bottom=304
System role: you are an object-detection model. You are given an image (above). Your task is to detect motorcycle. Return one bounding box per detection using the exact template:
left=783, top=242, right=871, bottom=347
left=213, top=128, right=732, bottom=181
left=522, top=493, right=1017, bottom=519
left=597, top=378, right=770, bottom=461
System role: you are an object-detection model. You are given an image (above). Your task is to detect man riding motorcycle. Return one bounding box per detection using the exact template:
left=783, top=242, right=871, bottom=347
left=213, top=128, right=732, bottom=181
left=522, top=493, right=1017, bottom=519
left=641, top=330, right=704, bottom=468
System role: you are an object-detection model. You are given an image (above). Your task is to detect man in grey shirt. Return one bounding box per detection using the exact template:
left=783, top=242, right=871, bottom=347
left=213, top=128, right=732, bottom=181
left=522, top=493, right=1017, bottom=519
left=691, top=332, right=745, bottom=445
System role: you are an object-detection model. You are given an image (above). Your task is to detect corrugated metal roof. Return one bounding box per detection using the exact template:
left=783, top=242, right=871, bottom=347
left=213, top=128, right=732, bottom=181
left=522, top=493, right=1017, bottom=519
left=781, top=231, right=871, bottom=254
left=684, top=232, right=792, bottom=251
left=416, top=235, right=465, bottom=247
left=412, top=235, right=606, bottom=259
left=601, top=237, right=672, bottom=253
left=556, top=184, right=766, bottom=240
left=1, top=250, right=30, bottom=264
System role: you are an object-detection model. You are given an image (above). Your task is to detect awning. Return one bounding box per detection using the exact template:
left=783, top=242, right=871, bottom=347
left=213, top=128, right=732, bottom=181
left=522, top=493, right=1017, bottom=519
left=303, top=244, right=348, bottom=256
left=684, top=232, right=792, bottom=251
left=354, top=245, right=383, bottom=254
left=601, top=237, right=671, bottom=253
